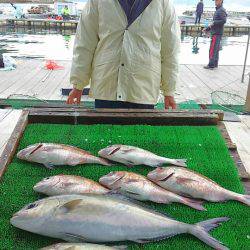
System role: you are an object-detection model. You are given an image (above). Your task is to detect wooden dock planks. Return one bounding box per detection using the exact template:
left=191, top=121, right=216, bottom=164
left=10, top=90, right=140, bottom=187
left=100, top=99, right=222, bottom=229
left=0, top=59, right=249, bottom=104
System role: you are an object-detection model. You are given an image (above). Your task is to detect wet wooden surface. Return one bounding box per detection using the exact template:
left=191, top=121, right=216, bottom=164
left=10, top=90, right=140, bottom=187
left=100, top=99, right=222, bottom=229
left=0, top=109, right=22, bottom=157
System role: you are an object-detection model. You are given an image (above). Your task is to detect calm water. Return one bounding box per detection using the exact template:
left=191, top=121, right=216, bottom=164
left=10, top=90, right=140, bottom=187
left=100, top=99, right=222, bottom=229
left=0, top=26, right=249, bottom=65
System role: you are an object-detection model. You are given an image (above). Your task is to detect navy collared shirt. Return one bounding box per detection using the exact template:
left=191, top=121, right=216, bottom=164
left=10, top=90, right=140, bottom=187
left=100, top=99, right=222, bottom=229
left=127, top=0, right=135, bottom=9
left=118, top=0, right=153, bottom=27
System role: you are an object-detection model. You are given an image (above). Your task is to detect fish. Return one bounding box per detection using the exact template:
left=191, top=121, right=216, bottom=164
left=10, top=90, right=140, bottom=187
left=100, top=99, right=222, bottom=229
left=147, top=167, right=250, bottom=206
left=34, top=175, right=109, bottom=196
left=17, top=143, right=110, bottom=169
left=98, top=145, right=187, bottom=167
left=40, top=243, right=127, bottom=250
left=11, top=194, right=229, bottom=249
left=99, top=171, right=205, bottom=211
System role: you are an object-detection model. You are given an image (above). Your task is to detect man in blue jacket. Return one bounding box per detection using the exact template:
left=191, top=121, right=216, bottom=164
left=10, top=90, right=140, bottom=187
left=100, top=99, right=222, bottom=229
left=203, top=0, right=227, bottom=69
left=195, top=0, right=203, bottom=24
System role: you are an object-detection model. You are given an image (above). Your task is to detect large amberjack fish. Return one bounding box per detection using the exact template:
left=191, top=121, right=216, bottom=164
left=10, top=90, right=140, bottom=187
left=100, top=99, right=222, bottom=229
left=99, top=171, right=205, bottom=211
left=11, top=194, right=229, bottom=249
left=147, top=167, right=250, bottom=206
left=34, top=175, right=109, bottom=196
left=98, top=145, right=187, bottom=167
left=40, top=243, right=127, bottom=250
left=17, top=143, right=110, bottom=169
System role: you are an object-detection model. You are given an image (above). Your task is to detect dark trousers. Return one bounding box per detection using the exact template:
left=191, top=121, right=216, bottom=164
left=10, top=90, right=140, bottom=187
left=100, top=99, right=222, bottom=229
left=95, top=99, right=154, bottom=109
left=195, top=13, right=202, bottom=24
left=208, top=34, right=222, bottom=68
left=0, top=54, right=4, bottom=68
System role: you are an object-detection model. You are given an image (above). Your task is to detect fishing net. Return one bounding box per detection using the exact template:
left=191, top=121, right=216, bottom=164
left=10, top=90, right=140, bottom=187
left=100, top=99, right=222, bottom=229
left=4, top=94, right=49, bottom=109
left=3, top=95, right=94, bottom=109
left=211, top=91, right=246, bottom=114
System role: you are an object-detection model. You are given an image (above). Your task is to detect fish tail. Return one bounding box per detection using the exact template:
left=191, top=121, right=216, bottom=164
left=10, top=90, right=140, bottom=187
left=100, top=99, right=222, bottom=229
left=181, top=197, right=206, bottom=211
left=189, top=217, right=230, bottom=250
left=172, top=159, right=187, bottom=167
left=235, top=194, right=250, bottom=206
left=98, top=157, right=112, bottom=166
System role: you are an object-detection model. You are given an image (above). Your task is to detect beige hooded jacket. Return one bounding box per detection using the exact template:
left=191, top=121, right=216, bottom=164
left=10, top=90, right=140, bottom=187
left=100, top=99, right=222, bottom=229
left=70, top=0, right=180, bottom=105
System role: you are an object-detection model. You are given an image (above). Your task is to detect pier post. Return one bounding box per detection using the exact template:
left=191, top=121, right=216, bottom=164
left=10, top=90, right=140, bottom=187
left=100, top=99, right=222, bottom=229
left=246, top=75, right=250, bottom=112
left=242, top=27, right=250, bottom=83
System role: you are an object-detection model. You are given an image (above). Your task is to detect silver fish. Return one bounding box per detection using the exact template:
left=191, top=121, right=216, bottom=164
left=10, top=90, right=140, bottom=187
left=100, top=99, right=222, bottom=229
left=40, top=243, right=126, bottom=250
left=11, top=194, right=229, bottom=249
left=34, top=175, right=109, bottom=196
left=17, top=143, right=110, bottom=169
left=147, top=167, right=250, bottom=206
left=99, top=171, right=205, bottom=210
left=98, top=145, right=187, bottom=167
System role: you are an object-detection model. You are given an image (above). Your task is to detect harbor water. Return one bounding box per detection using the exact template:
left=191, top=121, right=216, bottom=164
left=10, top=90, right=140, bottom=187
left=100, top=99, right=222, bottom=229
left=0, top=26, right=249, bottom=65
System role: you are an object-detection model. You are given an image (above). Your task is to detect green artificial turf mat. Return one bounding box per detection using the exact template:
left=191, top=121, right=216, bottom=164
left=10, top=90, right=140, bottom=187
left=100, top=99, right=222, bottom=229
left=0, top=124, right=249, bottom=250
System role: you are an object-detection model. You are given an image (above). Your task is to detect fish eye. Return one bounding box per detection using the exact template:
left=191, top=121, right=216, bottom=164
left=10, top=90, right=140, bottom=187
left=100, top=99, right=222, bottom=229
left=26, top=203, right=37, bottom=210
left=44, top=177, right=51, bottom=180
left=107, top=172, right=114, bottom=176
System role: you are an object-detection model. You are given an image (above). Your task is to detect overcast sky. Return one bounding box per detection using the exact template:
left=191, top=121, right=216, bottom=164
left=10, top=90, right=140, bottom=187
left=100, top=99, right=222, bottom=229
left=76, top=0, right=250, bottom=9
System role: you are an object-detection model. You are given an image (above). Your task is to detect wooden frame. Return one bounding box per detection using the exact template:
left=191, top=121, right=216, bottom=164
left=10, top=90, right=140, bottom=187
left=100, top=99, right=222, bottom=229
left=0, top=108, right=249, bottom=194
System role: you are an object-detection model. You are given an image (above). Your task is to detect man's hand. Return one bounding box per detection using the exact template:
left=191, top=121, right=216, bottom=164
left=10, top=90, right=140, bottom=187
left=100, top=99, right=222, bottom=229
left=165, top=96, right=177, bottom=109
left=66, top=88, right=82, bottom=105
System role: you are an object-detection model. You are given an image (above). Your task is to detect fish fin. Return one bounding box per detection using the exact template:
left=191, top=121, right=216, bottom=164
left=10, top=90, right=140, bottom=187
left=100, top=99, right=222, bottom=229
left=131, top=232, right=179, bottom=243
left=115, top=180, right=144, bottom=200
left=107, top=187, right=123, bottom=195
left=122, top=160, right=135, bottom=168
left=98, top=158, right=112, bottom=166
left=176, top=177, right=198, bottom=185
left=235, top=194, right=250, bottom=206
left=60, top=199, right=83, bottom=213
left=62, top=232, right=86, bottom=243
left=181, top=197, right=206, bottom=211
left=173, top=159, right=187, bottom=167
left=125, top=164, right=134, bottom=168
left=44, top=162, right=55, bottom=170
left=120, top=149, right=135, bottom=154
left=107, top=188, right=142, bottom=200
left=120, top=189, right=142, bottom=198
left=190, top=217, right=230, bottom=250
left=29, top=143, right=43, bottom=155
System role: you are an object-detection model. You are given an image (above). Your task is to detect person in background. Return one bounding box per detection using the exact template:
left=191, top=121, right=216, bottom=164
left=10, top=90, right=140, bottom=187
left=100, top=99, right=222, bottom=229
left=62, top=6, right=70, bottom=20
left=0, top=54, right=4, bottom=68
left=195, top=0, right=204, bottom=25
left=67, top=0, right=180, bottom=110
left=203, top=0, right=227, bottom=69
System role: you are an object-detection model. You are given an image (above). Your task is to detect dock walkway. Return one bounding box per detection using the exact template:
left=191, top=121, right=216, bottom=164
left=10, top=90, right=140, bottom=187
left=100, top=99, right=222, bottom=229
left=0, top=59, right=248, bottom=104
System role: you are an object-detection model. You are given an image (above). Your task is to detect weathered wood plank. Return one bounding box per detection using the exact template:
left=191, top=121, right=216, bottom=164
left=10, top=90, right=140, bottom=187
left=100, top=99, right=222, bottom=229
left=27, top=109, right=219, bottom=125
left=218, top=122, right=250, bottom=194
left=224, top=116, right=250, bottom=176
left=0, top=110, right=29, bottom=179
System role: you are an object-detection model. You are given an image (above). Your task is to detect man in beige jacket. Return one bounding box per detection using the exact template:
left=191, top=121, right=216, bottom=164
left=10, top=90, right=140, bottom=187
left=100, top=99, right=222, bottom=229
left=67, top=0, right=180, bottom=109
